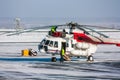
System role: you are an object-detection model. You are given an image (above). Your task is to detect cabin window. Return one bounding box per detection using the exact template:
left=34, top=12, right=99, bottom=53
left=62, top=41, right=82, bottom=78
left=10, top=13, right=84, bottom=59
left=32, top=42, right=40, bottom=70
left=54, top=41, right=58, bottom=48
left=45, top=40, right=50, bottom=45
left=49, top=41, right=53, bottom=47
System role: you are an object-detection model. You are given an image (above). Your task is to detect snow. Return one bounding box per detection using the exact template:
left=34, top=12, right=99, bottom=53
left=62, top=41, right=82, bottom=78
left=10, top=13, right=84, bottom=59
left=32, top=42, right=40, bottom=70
left=0, top=30, right=120, bottom=80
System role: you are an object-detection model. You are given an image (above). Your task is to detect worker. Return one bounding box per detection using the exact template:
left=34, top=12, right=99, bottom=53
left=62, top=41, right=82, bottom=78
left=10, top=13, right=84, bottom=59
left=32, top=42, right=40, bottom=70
left=61, top=47, right=71, bottom=61
left=63, top=29, right=66, bottom=32
left=61, top=48, right=65, bottom=56
left=60, top=47, right=65, bottom=63
left=51, top=26, right=57, bottom=33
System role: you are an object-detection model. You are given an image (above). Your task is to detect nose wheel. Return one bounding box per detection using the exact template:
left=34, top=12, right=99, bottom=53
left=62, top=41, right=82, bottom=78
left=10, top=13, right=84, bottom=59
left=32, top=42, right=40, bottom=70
left=51, top=54, right=57, bottom=62
left=87, top=55, right=94, bottom=62
left=51, top=57, right=57, bottom=62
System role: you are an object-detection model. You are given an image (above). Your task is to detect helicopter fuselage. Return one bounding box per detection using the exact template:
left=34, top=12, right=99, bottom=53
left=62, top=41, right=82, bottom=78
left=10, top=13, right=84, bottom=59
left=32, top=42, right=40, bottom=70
left=38, top=34, right=97, bottom=57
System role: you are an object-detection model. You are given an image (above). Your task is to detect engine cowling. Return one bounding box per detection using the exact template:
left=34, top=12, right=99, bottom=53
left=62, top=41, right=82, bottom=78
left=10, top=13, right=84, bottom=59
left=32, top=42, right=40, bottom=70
left=75, top=42, right=89, bottom=49
left=70, top=43, right=97, bottom=57
left=70, top=50, right=88, bottom=56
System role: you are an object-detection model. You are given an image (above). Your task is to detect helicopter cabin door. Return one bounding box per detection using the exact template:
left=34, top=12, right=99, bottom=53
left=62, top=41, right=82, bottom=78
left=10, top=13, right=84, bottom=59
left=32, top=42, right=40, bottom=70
left=61, top=42, right=66, bottom=53
left=61, top=42, right=71, bottom=61
left=60, top=42, right=66, bottom=61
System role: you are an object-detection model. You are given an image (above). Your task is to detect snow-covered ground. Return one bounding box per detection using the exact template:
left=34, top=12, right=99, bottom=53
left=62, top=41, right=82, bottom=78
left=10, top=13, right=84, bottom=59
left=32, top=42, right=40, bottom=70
left=0, top=31, right=120, bottom=80
left=0, top=49, right=120, bottom=80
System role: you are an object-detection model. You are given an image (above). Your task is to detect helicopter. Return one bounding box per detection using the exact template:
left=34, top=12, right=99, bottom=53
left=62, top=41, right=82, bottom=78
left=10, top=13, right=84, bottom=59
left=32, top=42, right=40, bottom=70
left=6, top=21, right=120, bottom=62
left=37, top=22, right=120, bottom=62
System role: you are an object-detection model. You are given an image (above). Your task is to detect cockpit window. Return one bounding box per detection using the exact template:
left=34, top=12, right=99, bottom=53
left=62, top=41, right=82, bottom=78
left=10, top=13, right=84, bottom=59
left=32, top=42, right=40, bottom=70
left=49, top=41, right=53, bottom=47
left=41, top=39, right=46, bottom=45
left=54, top=41, right=58, bottom=48
left=45, top=40, right=50, bottom=45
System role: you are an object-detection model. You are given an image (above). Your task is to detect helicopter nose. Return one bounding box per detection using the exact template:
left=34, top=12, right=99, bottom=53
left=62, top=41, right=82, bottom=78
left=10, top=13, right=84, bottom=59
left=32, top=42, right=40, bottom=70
left=38, top=44, right=43, bottom=51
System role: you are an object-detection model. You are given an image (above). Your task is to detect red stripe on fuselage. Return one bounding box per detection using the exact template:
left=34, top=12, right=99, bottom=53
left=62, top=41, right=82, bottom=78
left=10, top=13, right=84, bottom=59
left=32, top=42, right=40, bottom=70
left=73, top=32, right=96, bottom=44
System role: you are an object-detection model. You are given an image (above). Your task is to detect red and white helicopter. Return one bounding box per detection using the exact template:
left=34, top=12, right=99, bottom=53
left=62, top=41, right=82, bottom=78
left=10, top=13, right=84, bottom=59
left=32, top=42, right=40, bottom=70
left=6, top=21, right=120, bottom=62
left=37, top=22, right=120, bottom=61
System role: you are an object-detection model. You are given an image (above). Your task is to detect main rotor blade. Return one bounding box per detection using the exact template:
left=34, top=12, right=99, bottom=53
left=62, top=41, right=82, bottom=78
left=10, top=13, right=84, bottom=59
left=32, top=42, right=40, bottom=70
left=76, top=25, right=106, bottom=42
left=81, top=24, right=120, bottom=30
left=65, top=22, right=109, bottom=38
left=76, top=26, right=90, bottom=35
left=82, top=26, right=109, bottom=38
left=7, top=24, right=66, bottom=36
left=6, top=26, right=48, bottom=36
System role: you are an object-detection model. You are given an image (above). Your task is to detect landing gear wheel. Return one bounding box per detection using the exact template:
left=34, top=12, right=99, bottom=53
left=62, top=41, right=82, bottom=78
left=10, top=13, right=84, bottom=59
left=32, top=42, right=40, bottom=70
left=77, top=56, right=80, bottom=58
left=51, top=57, right=57, bottom=62
left=87, top=55, right=94, bottom=62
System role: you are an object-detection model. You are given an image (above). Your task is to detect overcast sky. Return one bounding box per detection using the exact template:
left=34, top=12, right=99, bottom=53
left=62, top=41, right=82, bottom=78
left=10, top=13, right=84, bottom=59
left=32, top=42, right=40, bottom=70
left=0, top=0, right=120, bottom=18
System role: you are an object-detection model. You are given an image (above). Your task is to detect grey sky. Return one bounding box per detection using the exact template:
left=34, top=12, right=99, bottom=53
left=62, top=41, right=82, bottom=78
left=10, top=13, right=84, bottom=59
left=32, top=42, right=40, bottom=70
left=0, top=0, right=120, bottom=18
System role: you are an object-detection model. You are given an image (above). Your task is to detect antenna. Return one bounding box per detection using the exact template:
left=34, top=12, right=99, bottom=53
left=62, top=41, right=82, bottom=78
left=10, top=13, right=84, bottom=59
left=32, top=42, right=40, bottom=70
left=15, top=18, right=23, bottom=34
